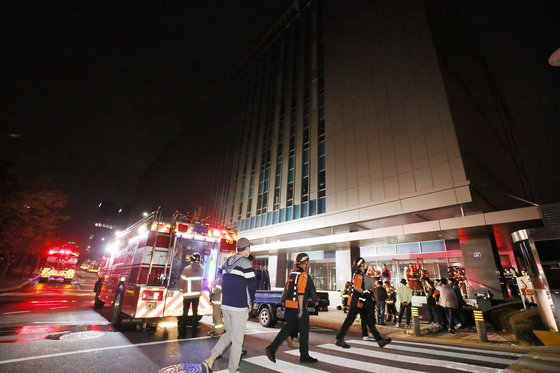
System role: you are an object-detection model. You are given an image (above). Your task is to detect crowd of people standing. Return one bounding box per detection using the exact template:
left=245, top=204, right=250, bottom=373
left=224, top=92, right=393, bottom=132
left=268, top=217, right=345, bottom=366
left=340, top=262, right=467, bottom=335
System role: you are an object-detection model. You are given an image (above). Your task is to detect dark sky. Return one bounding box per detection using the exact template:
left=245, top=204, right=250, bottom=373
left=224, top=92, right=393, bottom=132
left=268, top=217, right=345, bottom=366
left=1, top=0, right=292, bottom=246
left=1, top=0, right=559, bottom=249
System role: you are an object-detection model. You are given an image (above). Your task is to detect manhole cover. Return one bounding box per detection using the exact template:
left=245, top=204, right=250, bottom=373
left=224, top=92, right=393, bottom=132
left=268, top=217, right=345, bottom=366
left=158, top=364, right=201, bottom=373
left=59, top=331, right=105, bottom=341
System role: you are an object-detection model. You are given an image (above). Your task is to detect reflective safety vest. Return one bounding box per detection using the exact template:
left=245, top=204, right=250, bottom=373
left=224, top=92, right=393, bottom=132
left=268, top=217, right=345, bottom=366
left=179, top=263, right=204, bottom=298
left=284, top=265, right=308, bottom=309
left=348, top=269, right=365, bottom=308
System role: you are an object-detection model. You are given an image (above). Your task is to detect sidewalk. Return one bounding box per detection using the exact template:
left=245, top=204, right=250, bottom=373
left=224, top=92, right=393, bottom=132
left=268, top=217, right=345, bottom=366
left=0, top=274, right=36, bottom=293
left=307, top=306, right=560, bottom=354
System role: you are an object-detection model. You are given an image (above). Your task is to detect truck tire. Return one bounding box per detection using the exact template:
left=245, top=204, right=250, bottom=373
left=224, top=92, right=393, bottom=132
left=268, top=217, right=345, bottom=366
left=63, top=278, right=72, bottom=284
left=111, top=288, right=124, bottom=326
left=39, top=277, right=47, bottom=283
left=259, top=307, right=276, bottom=328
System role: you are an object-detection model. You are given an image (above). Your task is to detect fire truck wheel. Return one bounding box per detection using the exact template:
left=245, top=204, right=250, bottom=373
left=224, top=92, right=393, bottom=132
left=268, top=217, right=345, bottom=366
left=63, top=279, right=72, bottom=284
left=38, top=277, right=47, bottom=283
left=111, top=288, right=124, bottom=326
left=259, top=307, right=276, bottom=328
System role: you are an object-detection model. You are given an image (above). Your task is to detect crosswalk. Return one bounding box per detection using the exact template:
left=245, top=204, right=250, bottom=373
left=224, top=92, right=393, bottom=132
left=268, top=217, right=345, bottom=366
left=212, top=339, right=558, bottom=373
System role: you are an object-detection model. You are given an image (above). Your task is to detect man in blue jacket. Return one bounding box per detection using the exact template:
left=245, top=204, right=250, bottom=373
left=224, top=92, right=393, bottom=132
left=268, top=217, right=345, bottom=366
left=201, top=238, right=256, bottom=373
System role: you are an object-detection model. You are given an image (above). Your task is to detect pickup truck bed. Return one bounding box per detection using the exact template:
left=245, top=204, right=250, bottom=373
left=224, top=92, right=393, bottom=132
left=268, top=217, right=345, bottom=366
left=250, top=290, right=330, bottom=327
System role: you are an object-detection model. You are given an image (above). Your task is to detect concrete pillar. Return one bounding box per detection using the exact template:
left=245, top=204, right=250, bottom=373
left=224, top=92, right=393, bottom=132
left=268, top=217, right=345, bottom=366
left=460, top=234, right=504, bottom=299
left=336, top=248, right=352, bottom=290
left=275, top=252, right=288, bottom=289
left=268, top=254, right=278, bottom=288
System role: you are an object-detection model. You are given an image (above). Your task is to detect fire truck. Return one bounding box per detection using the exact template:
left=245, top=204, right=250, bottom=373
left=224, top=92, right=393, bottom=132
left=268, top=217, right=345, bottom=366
left=39, top=248, right=79, bottom=283
left=94, top=210, right=237, bottom=328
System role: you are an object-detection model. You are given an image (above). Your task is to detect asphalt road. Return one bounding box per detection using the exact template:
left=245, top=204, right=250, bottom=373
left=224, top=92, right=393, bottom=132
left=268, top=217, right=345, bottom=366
left=0, top=274, right=525, bottom=373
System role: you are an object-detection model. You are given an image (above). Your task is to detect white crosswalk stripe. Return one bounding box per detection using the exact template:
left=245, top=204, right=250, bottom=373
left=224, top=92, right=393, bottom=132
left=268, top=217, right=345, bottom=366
left=347, top=339, right=518, bottom=365
left=284, top=350, right=431, bottom=373
left=214, top=355, right=329, bottom=373
left=393, top=340, right=524, bottom=357
left=318, top=343, right=501, bottom=373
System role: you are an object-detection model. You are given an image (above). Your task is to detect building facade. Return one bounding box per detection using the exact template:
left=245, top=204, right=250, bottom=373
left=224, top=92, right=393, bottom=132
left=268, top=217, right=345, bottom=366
left=137, top=0, right=558, bottom=298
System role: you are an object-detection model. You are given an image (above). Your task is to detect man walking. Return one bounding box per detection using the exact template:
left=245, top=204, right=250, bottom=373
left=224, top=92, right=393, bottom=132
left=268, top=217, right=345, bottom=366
left=201, top=238, right=256, bottom=373
left=335, top=257, right=391, bottom=349
left=396, top=278, right=412, bottom=328
left=178, top=252, right=204, bottom=339
left=266, top=253, right=318, bottom=364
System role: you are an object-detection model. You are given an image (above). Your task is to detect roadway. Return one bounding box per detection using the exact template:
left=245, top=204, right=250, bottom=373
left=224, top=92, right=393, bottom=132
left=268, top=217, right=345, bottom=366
left=0, top=273, right=551, bottom=373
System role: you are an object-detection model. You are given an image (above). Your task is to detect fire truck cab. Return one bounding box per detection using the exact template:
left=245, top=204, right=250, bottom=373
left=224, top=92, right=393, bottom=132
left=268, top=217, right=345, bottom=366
left=95, top=210, right=236, bottom=328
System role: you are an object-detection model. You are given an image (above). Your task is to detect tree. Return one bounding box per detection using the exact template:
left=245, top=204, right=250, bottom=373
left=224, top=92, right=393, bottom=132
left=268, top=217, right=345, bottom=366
left=0, top=174, right=70, bottom=280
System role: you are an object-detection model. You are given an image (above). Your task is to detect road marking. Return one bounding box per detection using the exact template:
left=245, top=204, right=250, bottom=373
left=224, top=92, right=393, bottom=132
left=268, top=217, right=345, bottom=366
left=348, top=340, right=517, bottom=365
left=0, top=336, right=212, bottom=365
left=214, top=355, right=330, bottom=373
left=318, top=343, right=501, bottom=373
left=245, top=329, right=279, bottom=334
left=392, top=340, right=525, bottom=357
left=284, top=350, right=430, bottom=373
left=2, top=311, right=31, bottom=315
left=32, top=321, right=110, bottom=325
left=0, top=331, right=71, bottom=341
left=49, top=306, right=69, bottom=310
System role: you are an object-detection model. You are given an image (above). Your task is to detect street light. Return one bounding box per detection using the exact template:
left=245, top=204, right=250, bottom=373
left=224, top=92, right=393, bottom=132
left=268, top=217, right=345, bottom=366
left=143, top=212, right=149, bottom=217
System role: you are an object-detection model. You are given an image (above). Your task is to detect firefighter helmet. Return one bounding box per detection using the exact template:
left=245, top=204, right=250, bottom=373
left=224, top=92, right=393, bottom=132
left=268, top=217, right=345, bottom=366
left=354, top=257, right=365, bottom=267
left=296, top=253, right=310, bottom=264
left=190, top=252, right=201, bottom=262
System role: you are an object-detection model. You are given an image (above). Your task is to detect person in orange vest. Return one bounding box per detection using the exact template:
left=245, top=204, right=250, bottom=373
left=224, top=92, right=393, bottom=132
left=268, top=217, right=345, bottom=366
left=266, top=253, right=318, bottom=364
left=335, top=257, right=391, bottom=349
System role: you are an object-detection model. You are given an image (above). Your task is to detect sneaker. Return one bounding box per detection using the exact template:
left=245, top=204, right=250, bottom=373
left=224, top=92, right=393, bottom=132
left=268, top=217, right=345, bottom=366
left=265, top=346, right=276, bottom=363
left=395, top=323, right=400, bottom=327
left=368, top=333, right=375, bottom=339
left=377, top=338, right=392, bottom=348
left=405, top=324, right=411, bottom=329
left=335, top=338, right=351, bottom=349
left=448, top=329, right=456, bottom=334
left=455, top=323, right=462, bottom=329
left=379, top=322, right=387, bottom=325
left=363, top=336, right=369, bottom=341
left=300, top=356, right=318, bottom=363
left=292, top=337, right=299, bottom=342
left=241, top=350, right=248, bottom=357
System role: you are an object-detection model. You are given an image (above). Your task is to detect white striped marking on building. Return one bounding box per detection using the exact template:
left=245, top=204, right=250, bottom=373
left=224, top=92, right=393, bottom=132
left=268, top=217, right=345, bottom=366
left=348, top=340, right=517, bottom=365
left=284, top=350, right=430, bottom=373
left=318, top=343, right=501, bottom=373
left=392, top=340, right=525, bottom=357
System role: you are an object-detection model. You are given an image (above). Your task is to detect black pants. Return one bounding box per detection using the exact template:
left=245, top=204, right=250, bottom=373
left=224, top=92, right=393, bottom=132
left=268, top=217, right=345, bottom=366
left=337, top=303, right=381, bottom=341
left=270, top=308, right=310, bottom=357
left=364, top=296, right=382, bottom=339
left=398, top=302, right=411, bottom=326
left=179, top=297, right=199, bottom=337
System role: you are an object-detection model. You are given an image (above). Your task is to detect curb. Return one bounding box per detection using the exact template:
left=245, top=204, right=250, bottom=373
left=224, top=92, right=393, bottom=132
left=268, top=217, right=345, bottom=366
left=0, top=277, right=36, bottom=293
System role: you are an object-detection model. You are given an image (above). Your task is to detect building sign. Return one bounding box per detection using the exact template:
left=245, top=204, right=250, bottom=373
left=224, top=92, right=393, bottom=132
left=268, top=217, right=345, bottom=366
left=473, top=252, right=482, bottom=258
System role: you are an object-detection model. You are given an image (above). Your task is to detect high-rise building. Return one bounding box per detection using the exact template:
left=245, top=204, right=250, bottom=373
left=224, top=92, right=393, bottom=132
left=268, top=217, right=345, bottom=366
left=137, top=0, right=559, bottom=298
left=87, top=202, right=131, bottom=258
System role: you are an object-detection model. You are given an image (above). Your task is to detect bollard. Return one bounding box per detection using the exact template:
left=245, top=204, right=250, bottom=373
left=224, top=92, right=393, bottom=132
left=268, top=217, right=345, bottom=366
left=473, top=310, right=488, bottom=342
left=412, top=307, right=421, bottom=336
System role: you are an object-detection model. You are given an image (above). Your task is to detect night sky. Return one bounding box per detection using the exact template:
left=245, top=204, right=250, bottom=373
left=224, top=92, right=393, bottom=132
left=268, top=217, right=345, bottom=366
left=2, top=1, right=559, bottom=249
left=1, top=0, right=292, bottom=246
